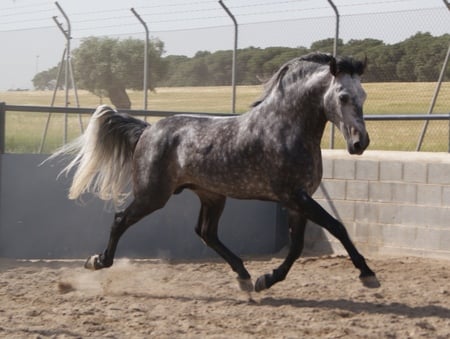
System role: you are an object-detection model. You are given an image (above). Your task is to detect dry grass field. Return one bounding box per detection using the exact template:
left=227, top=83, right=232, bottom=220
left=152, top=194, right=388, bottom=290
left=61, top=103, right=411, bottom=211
left=1, top=82, right=449, bottom=153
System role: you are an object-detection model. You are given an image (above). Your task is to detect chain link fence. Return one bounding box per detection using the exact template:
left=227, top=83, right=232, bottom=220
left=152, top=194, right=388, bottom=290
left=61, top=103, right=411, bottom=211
left=322, top=118, right=450, bottom=152
left=0, top=1, right=449, bottom=153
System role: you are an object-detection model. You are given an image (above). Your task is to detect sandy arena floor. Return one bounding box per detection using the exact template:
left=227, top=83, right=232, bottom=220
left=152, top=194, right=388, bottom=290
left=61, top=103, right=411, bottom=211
left=0, top=255, right=449, bottom=338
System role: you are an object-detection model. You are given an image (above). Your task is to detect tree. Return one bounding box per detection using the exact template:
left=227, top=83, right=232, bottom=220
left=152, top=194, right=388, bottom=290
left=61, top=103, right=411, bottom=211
left=32, top=66, right=60, bottom=90
left=72, top=37, right=165, bottom=109
left=205, top=50, right=232, bottom=85
left=33, top=32, right=450, bottom=92
left=310, top=38, right=343, bottom=54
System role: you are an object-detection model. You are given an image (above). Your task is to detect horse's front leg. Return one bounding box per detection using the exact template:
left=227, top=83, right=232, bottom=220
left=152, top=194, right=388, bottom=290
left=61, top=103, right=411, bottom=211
left=255, top=211, right=307, bottom=292
left=284, top=189, right=380, bottom=289
left=195, top=192, right=253, bottom=292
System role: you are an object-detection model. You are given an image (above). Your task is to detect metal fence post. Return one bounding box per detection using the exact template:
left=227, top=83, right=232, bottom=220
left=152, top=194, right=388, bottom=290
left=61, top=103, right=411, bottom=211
left=219, top=0, right=238, bottom=114
left=0, top=102, right=5, bottom=154
left=327, top=0, right=340, bottom=149
left=54, top=1, right=72, bottom=144
left=448, top=113, right=450, bottom=153
left=131, top=8, right=149, bottom=111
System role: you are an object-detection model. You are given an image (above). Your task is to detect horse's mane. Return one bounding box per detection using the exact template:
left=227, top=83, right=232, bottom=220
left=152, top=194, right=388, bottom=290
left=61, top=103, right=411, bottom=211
left=251, top=52, right=365, bottom=107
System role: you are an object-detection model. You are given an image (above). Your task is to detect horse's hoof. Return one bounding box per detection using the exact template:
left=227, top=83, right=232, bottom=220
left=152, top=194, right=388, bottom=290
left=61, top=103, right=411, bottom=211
left=237, top=278, right=254, bottom=292
left=255, top=274, right=269, bottom=292
left=84, top=255, right=103, bottom=270
left=360, top=274, right=381, bottom=288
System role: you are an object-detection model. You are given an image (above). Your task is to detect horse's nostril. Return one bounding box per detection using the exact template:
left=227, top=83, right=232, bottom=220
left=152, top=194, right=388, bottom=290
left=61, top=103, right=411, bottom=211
left=351, top=141, right=366, bottom=155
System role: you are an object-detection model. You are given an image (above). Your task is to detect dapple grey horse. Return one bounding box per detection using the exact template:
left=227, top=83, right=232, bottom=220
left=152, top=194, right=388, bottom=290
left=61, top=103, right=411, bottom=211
left=51, top=52, right=380, bottom=293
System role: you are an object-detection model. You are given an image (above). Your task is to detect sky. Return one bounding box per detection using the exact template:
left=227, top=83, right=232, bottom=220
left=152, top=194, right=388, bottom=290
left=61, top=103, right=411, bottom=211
left=0, top=0, right=448, bottom=90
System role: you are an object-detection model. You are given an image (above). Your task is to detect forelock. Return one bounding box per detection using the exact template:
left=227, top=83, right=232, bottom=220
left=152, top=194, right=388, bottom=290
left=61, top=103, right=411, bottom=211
left=335, top=56, right=365, bottom=76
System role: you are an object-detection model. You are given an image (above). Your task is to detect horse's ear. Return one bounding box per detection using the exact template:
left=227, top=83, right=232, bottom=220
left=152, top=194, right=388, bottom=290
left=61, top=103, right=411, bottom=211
left=329, top=56, right=337, bottom=76
left=355, top=54, right=368, bottom=75
left=363, top=54, right=368, bottom=72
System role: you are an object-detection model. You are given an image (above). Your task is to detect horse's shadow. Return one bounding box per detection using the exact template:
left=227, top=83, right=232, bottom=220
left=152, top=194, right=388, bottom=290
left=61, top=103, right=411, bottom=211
left=258, top=296, right=450, bottom=319
left=119, top=291, right=450, bottom=320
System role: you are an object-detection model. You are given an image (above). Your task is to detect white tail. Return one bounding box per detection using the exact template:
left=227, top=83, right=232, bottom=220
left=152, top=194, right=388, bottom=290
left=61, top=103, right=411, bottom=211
left=48, top=105, right=149, bottom=207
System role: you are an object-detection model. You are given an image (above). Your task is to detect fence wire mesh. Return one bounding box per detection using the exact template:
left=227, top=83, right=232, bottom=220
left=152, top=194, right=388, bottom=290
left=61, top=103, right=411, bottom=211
left=0, top=1, right=449, bottom=153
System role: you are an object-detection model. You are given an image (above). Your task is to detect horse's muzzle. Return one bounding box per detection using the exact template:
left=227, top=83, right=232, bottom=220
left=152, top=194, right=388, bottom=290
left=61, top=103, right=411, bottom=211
left=348, top=132, right=370, bottom=155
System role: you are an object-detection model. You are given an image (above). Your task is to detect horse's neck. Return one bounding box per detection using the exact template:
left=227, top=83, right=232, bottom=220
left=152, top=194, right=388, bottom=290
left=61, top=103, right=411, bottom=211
left=246, top=87, right=328, bottom=148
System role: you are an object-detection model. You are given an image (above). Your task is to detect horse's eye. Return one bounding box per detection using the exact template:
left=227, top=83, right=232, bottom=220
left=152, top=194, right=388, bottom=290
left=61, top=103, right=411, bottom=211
left=339, top=94, right=350, bottom=104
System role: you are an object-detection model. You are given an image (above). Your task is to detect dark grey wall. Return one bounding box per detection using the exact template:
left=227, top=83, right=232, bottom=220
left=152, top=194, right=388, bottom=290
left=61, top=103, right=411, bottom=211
left=0, top=154, right=288, bottom=259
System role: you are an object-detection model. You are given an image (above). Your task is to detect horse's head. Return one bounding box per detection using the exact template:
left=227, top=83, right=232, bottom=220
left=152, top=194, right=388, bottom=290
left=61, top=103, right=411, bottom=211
left=324, top=56, right=369, bottom=155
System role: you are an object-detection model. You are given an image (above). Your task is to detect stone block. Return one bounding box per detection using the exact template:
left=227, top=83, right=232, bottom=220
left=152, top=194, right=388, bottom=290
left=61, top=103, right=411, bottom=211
left=380, top=161, right=403, bottom=182
left=419, top=206, right=449, bottom=228
left=438, top=229, right=450, bottom=251
left=333, top=159, right=355, bottom=180
left=353, top=221, right=370, bottom=241
left=332, top=200, right=355, bottom=221
left=414, top=226, right=442, bottom=250
left=346, top=181, right=369, bottom=201
left=378, top=204, right=401, bottom=225
left=369, top=182, right=393, bottom=202
left=322, top=158, right=333, bottom=179
left=430, top=207, right=450, bottom=228
left=392, top=183, right=417, bottom=204
left=403, top=205, right=421, bottom=226
left=317, top=180, right=346, bottom=200
left=356, top=160, right=379, bottom=181
left=403, top=162, right=427, bottom=183
left=442, top=186, right=450, bottom=207
left=354, top=201, right=379, bottom=224
left=416, top=184, right=442, bottom=206
left=428, top=163, right=450, bottom=185
left=377, top=224, right=407, bottom=247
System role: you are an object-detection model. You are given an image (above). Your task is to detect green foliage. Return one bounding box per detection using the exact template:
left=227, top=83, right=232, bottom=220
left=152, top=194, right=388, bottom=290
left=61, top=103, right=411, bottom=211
left=33, top=32, right=450, bottom=94
left=161, top=32, right=449, bottom=86
left=33, top=36, right=166, bottom=108
left=71, top=36, right=165, bottom=93
left=32, top=66, right=60, bottom=90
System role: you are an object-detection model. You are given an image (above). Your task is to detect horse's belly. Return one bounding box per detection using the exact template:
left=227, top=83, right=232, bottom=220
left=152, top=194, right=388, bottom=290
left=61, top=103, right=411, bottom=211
left=218, top=181, right=279, bottom=201
left=185, top=172, right=276, bottom=201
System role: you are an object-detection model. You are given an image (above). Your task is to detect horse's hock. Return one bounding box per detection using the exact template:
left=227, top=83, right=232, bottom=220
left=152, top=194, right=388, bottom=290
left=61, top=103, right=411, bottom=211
left=0, top=151, right=449, bottom=259
left=308, top=150, right=450, bottom=259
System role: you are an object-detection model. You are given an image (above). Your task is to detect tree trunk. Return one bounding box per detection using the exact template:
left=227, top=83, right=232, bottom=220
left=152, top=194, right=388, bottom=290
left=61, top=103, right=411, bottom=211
left=107, top=86, right=131, bottom=110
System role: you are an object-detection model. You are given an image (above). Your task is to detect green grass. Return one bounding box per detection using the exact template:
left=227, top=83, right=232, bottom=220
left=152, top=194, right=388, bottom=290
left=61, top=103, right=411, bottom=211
left=1, top=82, right=449, bottom=153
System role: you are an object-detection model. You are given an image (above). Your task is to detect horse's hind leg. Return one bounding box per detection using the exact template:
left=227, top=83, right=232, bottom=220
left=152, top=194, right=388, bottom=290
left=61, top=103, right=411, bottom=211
left=85, top=196, right=168, bottom=270
left=195, top=191, right=253, bottom=292
left=255, top=211, right=307, bottom=292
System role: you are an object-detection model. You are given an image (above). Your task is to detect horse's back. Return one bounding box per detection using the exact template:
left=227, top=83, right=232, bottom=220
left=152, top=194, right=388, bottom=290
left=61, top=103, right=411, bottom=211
left=139, top=114, right=238, bottom=154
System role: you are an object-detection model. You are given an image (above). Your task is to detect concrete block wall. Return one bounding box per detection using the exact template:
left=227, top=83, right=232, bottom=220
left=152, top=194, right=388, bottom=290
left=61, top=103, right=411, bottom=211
left=309, top=150, right=450, bottom=259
